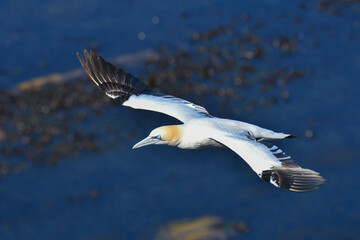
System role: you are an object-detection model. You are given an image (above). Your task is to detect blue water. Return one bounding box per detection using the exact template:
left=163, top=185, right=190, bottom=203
left=0, top=1, right=360, bottom=239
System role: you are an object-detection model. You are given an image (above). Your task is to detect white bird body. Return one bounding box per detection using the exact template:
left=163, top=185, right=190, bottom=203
left=78, top=49, right=325, bottom=192
left=160, top=118, right=286, bottom=175
left=175, top=117, right=283, bottom=149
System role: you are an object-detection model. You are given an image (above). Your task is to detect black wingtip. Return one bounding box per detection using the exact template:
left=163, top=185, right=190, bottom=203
left=261, top=167, right=325, bottom=192
left=77, top=48, right=152, bottom=103
left=285, top=135, right=296, bottom=139
left=76, top=52, right=85, bottom=68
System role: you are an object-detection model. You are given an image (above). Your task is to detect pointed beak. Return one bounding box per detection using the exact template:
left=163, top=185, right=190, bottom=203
left=132, top=137, right=160, bottom=149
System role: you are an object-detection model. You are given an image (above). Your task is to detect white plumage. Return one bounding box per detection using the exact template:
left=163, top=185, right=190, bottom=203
left=78, top=49, right=325, bottom=192
left=124, top=94, right=210, bottom=122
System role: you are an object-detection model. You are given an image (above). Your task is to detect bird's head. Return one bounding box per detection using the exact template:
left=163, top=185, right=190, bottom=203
left=132, top=125, right=183, bottom=149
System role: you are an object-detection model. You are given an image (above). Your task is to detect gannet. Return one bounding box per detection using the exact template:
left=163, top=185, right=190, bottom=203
left=77, top=49, right=325, bottom=192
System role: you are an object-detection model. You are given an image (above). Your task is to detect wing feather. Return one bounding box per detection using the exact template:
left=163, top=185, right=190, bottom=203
left=77, top=49, right=211, bottom=123
left=212, top=134, right=325, bottom=192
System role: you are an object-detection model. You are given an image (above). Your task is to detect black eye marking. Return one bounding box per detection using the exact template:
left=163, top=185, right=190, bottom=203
left=152, top=135, right=162, bottom=140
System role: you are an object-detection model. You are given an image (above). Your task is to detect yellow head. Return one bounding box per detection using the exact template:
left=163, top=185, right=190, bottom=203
left=132, top=125, right=183, bottom=149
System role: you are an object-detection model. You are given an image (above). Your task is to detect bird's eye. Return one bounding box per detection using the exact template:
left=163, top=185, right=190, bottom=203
left=151, top=134, right=162, bottom=140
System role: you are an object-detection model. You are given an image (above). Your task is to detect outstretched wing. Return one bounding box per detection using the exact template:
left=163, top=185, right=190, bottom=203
left=77, top=49, right=211, bottom=123
left=212, top=134, right=325, bottom=192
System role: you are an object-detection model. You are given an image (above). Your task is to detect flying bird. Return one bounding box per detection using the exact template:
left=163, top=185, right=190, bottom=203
left=77, top=49, right=325, bottom=192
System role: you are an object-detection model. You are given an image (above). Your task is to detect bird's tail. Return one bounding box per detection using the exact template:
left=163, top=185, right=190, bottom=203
left=253, top=127, right=292, bottom=141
